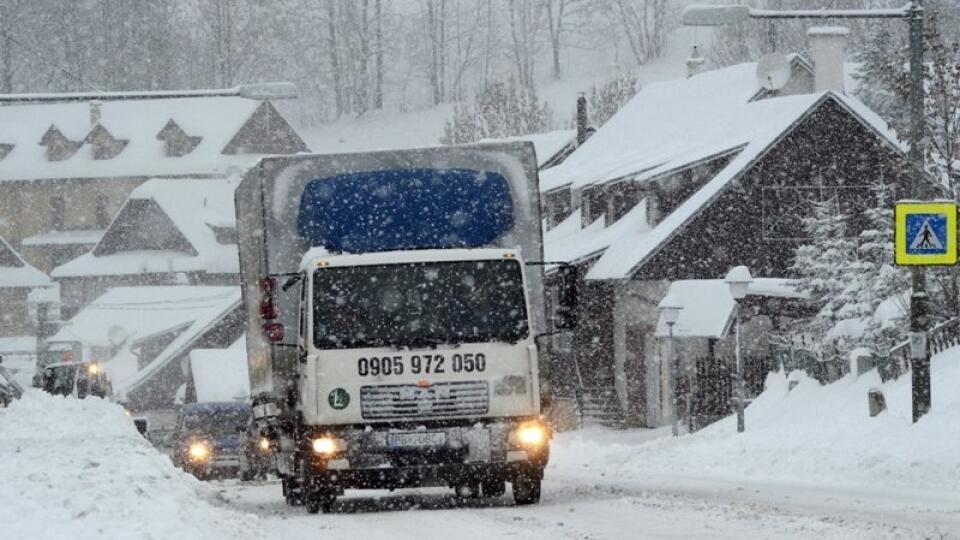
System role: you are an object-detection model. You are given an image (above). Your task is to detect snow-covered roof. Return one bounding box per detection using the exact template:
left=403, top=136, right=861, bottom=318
left=21, top=229, right=104, bottom=247
left=544, top=202, right=650, bottom=265
left=654, top=278, right=801, bottom=338
left=481, top=129, right=576, bottom=168
left=51, top=179, right=238, bottom=278
left=0, top=235, right=52, bottom=289
left=189, top=338, right=249, bottom=403
left=0, top=96, right=266, bottom=182
left=585, top=91, right=900, bottom=280
left=539, top=58, right=900, bottom=195
left=49, top=286, right=241, bottom=398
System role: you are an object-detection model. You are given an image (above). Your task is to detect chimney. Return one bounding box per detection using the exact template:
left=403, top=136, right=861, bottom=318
left=576, top=93, right=588, bottom=146
left=807, top=26, right=849, bottom=94
left=89, top=100, right=102, bottom=126
left=686, top=45, right=706, bottom=78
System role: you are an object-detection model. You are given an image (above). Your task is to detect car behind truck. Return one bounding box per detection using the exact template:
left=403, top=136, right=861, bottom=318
left=235, top=144, right=576, bottom=513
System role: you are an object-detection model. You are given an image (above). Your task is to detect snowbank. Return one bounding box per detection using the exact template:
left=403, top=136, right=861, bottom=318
left=552, top=345, right=960, bottom=493
left=0, top=392, right=257, bottom=539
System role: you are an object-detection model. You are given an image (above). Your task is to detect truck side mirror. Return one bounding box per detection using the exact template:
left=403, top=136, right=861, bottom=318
left=555, top=265, right=579, bottom=330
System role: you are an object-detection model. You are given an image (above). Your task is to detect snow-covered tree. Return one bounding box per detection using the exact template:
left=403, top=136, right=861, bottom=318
left=790, top=197, right=860, bottom=353
left=441, top=78, right=552, bottom=144
left=585, top=71, right=639, bottom=127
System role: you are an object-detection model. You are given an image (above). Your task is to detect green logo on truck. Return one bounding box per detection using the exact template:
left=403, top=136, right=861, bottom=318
left=328, top=388, right=350, bottom=410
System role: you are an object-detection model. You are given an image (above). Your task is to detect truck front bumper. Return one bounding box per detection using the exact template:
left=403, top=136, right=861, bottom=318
left=301, top=417, right=549, bottom=489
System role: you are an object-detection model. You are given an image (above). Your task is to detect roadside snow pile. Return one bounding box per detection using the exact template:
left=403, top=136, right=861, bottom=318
left=553, top=346, right=960, bottom=493
left=0, top=392, right=257, bottom=539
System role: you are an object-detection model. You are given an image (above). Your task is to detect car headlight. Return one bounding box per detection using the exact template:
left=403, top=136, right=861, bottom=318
left=510, top=421, right=550, bottom=448
left=258, top=437, right=271, bottom=452
left=311, top=436, right=344, bottom=456
left=86, top=363, right=100, bottom=376
left=188, top=441, right=210, bottom=461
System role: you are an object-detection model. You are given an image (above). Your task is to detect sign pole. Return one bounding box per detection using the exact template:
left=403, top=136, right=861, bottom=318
left=908, top=1, right=931, bottom=423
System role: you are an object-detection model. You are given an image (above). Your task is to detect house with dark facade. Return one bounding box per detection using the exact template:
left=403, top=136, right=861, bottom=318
left=541, top=36, right=907, bottom=428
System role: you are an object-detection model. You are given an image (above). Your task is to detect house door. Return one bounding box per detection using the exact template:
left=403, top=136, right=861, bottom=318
left=624, top=324, right=647, bottom=426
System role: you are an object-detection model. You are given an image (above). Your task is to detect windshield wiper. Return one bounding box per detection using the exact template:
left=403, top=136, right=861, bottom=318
left=391, top=336, right=451, bottom=350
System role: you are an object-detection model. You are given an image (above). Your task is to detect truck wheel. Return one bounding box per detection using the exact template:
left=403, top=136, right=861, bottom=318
left=454, top=481, right=481, bottom=502
left=282, top=477, right=304, bottom=506
left=512, top=477, right=541, bottom=505
left=305, top=488, right=336, bottom=514
left=481, top=479, right=506, bottom=498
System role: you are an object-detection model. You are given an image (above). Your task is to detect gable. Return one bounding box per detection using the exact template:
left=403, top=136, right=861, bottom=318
left=627, top=97, right=908, bottom=281
left=93, top=198, right=197, bottom=257
left=222, top=101, right=309, bottom=155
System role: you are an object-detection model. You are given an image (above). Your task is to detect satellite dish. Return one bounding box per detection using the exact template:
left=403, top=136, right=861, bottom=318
left=107, top=325, right=129, bottom=347
left=756, top=54, right=791, bottom=91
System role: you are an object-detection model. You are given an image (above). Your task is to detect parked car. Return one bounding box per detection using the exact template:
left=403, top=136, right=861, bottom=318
left=37, top=360, right=112, bottom=399
left=172, top=402, right=252, bottom=480
left=0, top=355, right=24, bottom=407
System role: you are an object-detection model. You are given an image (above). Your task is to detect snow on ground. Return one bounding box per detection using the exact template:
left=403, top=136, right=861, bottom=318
left=0, top=392, right=258, bottom=539
left=554, top=346, right=960, bottom=495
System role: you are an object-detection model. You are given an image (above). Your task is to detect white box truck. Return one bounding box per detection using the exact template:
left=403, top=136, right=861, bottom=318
left=235, top=143, right=576, bottom=513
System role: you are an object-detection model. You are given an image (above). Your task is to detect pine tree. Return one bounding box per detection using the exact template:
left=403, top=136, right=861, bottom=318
left=790, top=197, right=859, bottom=354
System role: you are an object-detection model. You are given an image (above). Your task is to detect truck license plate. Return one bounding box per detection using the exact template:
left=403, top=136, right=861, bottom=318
left=387, top=431, right=446, bottom=448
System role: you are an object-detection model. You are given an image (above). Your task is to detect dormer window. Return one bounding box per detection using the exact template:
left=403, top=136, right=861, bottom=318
left=0, top=143, right=13, bottom=160
left=84, top=124, right=129, bottom=160
left=156, top=119, right=202, bottom=157
left=39, top=125, right=82, bottom=162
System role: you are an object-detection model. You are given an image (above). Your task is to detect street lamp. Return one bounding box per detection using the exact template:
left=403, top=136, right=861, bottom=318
left=683, top=2, right=930, bottom=423
left=658, top=292, right=683, bottom=437
left=725, top=265, right=753, bottom=433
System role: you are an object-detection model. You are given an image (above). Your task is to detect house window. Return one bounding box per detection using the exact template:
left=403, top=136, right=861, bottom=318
left=51, top=196, right=65, bottom=230
left=95, top=195, right=110, bottom=229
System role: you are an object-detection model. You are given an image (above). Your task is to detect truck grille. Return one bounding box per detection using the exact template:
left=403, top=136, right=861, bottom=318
left=360, top=381, right=489, bottom=420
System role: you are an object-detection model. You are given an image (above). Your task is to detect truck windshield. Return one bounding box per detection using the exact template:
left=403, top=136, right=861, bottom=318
left=313, top=259, right=528, bottom=350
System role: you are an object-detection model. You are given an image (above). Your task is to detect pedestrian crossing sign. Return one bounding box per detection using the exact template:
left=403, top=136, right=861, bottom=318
left=895, top=201, right=957, bottom=266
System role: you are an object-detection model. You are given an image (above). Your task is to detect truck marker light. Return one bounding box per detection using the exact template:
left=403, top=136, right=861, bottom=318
left=417, top=379, right=432, bottom=388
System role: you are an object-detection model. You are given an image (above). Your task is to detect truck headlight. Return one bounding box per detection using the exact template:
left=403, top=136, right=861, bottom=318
left=188, top=441, right=211, bottom=461
left=258, top=437, right=271, bottom=452
left=86, top=363, right=100, bottom=376
left=510, top=421, right=550, bottom=448
left=311, top=436, right=344, bottom=456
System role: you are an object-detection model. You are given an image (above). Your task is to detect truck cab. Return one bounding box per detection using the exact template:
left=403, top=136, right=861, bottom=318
left=281, top=247, right=550, bottom=511
left=234, top=144, right=571, bottom=513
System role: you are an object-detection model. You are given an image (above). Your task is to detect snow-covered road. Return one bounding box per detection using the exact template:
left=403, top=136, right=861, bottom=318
left=214, top=471, right=959, bottom=539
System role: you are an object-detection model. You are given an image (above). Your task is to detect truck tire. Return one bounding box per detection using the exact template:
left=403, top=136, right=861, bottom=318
left=305, top=488, right=336, bottom=514
left=282, top=477, right=304, bottom=506
left=512, top=477, right=541, bottom=505
left=481, top=479, right=506, bottom=498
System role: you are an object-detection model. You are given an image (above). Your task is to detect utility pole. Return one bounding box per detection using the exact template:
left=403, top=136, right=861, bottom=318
left=907, top=1, right=931, bottom=423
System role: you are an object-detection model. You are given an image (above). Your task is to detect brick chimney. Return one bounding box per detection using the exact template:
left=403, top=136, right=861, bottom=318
left=576, top=93, right=588, bottom=146
left=807, top=26, right=849, bottom=94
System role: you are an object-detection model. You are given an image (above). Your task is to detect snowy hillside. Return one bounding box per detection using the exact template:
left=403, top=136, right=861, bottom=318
left=301, top=27, right=702, bottom=154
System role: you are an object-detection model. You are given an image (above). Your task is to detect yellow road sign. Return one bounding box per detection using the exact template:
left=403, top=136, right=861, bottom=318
left=895, top=201, right=957, bottom=266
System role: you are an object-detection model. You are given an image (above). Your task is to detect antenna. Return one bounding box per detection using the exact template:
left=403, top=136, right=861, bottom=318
left=756, top=54, right=792, bottom=91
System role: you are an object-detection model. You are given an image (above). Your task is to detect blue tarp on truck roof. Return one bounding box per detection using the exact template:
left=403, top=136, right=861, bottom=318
left=296, top=168, right=514, bottom=253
